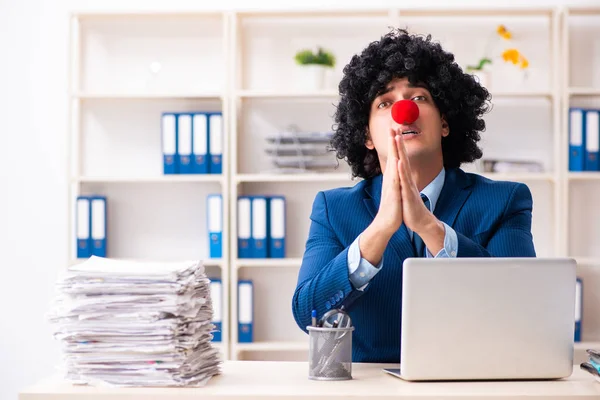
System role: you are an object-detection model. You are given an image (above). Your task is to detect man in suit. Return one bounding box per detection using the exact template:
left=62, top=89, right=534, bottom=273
left=292, top=28, right=536, bottom=363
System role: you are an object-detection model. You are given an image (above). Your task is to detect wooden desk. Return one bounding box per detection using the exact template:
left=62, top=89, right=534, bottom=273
left=19, top=361, right=600, bottom=400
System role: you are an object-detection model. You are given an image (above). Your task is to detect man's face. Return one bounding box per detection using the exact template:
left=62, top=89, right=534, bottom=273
left=366, top=77, right=449, bottom=173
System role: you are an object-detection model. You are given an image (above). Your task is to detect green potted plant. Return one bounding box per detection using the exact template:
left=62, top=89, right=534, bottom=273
left=293, top=47, right=336, bottom=90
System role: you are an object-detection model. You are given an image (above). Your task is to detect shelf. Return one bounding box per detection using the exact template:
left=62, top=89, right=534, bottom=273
left=575, top=341, right=600, bottom=350
left=567, top=7, right=600, bottom=16
left=74, top=176, right=225, bottom=184
left=237, top=8, right=555, bottom=19
left=235, top=341, right=308, bottom=352
left=568, top=87, right=600, bottom=96
left=237, top=90, right=339, bottom=99
left=73, top=92, right=223, bottom=100
left=74, top=11, right=224, bottom=18
left=236, top=258, right=302, bottom=268
left=236, top=9, right=389, bottom=18
left=573, top=257, right=600, bottom=265
left=490, top=91, right=553, bottom=98
left=235, top=173, right=355, bottom=183
left=212, top=342, right=224, bottom=350
left=568, top=172, right=600, bottom=181
left=399, top=8, right=555, bottom=17
left=203, top=259, right=225, bottom=268
left=479, top=172, right=555, bottom=182
left=69, top=258, right=225, bottom=268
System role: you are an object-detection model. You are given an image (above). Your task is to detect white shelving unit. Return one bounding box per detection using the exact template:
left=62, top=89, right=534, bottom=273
left=66, top=11, right=232, bottom=360
left=66, top=6, right=600, bottom=363
left=562, top=8, right=600, bottom=364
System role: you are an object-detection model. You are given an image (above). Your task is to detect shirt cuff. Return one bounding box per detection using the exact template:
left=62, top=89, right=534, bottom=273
left=347, top=235, right=383, bottom=291
left=426, top=222, right=458, bottom=258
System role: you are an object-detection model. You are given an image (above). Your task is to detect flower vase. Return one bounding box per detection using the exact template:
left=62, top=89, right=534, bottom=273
left=294, top=65, right=329, bottom=91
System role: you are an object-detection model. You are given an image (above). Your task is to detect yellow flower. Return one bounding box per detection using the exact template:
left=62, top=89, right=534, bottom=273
left=497, top=25, right=512, bottom=40
left=502, top=49, right=520, bottom=64
left=501, top=48, right=529, bottom=69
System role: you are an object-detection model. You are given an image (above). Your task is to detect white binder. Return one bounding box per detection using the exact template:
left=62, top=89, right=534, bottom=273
left=177, top=114, right=193, bottom=174
left=161, top=113, right=177, bottom=174
left=269, top=197, right=286, bottom=258
left=90, top=196, right=106, bottom=257
left=209, top=113, right=223, bottom=174
left=251, top=197, right=267, bottom=258
left=238, top=280, right=253, bottom=343
left=76, top=196, right=91, bottom=258
left=192, top=113, right=208, bottom=173
left=585, top=110, right=599, bottom=171
left=207, top=194, right=222, bottom=259
left=237, top=197, right=252, bottom=258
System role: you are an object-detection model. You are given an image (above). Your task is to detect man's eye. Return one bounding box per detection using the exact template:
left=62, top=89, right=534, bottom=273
left=377, top=101, right=391, bottom=109
left=412, top=95, right=426, bottom=101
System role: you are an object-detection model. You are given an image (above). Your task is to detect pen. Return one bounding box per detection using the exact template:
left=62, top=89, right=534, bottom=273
left=312, top=309, right=317, bottom=327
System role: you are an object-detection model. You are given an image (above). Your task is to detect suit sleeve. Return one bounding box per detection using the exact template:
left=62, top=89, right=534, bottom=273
left=292, top=191, right=368, bottom=333
left=457, top=183, right=537, bottom=257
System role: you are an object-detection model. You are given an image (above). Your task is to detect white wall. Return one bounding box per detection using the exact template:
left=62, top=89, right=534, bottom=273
left=1, top=0, right=599, bottom=399
left=0, top=1, right=68, bottom=399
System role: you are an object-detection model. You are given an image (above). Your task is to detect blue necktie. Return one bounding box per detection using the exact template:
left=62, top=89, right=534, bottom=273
left=412, top=194, right=430, bottom=257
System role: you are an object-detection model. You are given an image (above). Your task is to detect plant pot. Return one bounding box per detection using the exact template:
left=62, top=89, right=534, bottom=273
left=294, top=65, right=333, bottom=91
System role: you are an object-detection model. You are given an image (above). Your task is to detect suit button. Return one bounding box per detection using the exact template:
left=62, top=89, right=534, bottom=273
left=335, top=293, right=341, bottom=302
left=325, top=301, right=331, bottom=310
left=338, top=290, right=344, bottom=298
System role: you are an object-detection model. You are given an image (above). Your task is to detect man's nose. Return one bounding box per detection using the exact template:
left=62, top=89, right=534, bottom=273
left=391, top=100, right=419, bottom=125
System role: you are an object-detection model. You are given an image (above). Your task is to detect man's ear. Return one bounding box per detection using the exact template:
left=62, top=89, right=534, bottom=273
left=365, top=128, right=375, bottom=150
left=441, top=116, right=450, bottom=137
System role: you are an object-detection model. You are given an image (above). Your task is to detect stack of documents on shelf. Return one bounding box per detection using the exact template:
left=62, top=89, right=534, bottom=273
left=47, top=256, right=221, bottom=387
left=482, top=159, right=544, bottom=173
left=264, top=127, right=337, bottom=172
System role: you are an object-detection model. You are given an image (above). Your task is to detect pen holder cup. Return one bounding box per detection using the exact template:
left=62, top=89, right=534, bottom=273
left=307, top=325, right=355, bottom=381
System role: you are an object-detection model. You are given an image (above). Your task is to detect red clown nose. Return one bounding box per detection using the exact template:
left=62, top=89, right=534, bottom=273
left=391, top=100, right=419, bottom=125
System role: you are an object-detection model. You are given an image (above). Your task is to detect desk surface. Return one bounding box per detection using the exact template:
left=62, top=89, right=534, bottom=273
left=19, top=361, right=600, bottom=400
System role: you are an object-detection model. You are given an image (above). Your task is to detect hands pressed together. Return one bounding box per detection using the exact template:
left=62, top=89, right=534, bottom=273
left=358, top=128, right=446, bottom=265
left=374, top=128, right=445, bottom=254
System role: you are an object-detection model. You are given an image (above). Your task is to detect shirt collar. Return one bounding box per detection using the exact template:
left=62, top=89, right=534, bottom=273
left=420, top=167, right=445, bottom=212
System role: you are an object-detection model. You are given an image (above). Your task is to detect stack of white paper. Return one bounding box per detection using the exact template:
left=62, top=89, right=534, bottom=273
left=264, top=129, right=337, bottom=173
left=47, top=256, right=221, bottom=387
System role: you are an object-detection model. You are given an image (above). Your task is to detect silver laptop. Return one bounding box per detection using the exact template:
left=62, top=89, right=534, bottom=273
left=384, top=257, right=576, bottom=381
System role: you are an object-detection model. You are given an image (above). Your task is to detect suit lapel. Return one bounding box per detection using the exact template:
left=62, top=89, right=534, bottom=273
left=363, top=174, right=416, bottom=260
left=433, top=168, right=474, bottom=227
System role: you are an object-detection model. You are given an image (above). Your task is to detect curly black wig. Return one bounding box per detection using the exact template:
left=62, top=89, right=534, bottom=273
left=331, top=28, right=492, bottom=179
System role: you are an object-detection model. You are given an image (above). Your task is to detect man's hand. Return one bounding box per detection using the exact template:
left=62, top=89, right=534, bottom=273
left=357, top=128, right=404, bottom=266
left=396, top=135, right=445, bottom=255
left=395, top=135, right=432, bottom=232
left=373, top=128, right=404, bottom=235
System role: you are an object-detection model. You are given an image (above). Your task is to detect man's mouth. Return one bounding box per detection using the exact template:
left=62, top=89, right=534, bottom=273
left=401, top=130, right=419, bottom=135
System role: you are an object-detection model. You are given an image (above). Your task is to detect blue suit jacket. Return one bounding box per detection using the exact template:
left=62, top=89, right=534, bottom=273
left=292, top=167, right=536, bottom=363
